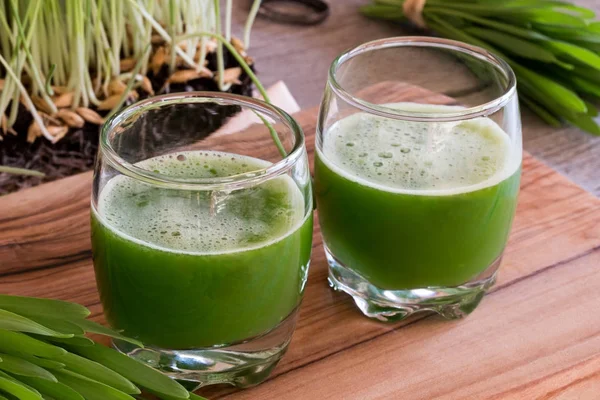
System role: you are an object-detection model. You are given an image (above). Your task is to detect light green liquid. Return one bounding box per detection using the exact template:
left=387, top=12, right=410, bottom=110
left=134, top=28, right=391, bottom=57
left=315, top=103, right=520, bottom=289
left=92, top=151, right=313, bottom=348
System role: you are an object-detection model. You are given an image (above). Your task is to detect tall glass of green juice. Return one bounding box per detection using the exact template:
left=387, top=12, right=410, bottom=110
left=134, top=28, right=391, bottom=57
left=91, top=93, right=313, bottom=388
left=315, top=38, right=522, bottom=321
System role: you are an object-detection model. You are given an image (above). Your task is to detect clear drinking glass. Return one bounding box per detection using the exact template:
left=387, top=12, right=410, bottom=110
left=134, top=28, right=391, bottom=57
left=91, top=93, right=313, bottom=388
left=315, top=37, right=522, bottom=321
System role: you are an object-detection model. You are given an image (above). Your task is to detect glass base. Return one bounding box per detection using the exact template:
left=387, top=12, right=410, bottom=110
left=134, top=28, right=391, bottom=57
left=325, top=247, right=500, bottom=322
left=113, top=308, right=298, bottom=390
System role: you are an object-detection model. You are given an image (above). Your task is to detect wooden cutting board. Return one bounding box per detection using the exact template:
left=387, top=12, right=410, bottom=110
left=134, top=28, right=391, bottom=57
left=1, top=86, right=600, bottom=399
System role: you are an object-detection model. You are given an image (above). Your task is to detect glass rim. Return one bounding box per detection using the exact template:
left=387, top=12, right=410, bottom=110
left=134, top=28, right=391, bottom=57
left=100, top=92, right=305, bottom=191
left=328, top=36, right=517, bottom=122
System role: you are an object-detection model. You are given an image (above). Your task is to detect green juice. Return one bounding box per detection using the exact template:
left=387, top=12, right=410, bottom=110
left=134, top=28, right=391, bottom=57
left=91, top=151, right=312, bottom=349
left=315, top=104, right=520, bottom=290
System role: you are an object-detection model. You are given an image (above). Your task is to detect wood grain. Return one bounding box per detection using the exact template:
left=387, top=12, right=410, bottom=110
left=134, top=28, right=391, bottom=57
left=0, top=81, right=450, bottom=275
left=231, top=0, right=600, bottom=197
left=1, top=81, right=600, bottom=399
left=221, top=250, right=600, bottom=400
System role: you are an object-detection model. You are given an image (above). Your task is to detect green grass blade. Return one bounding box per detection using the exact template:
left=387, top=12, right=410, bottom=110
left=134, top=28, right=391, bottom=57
left=464, top=27, right=558, bottom=62
left=66, top=343, right=189, bottom=400
left=69, top=320, right=143, bottom=348
left=549, top=4, right=595, bottom=19
left=25, top=318, right=84, bottom=336
left=427, top=15, right=502, bottom=54
left=501, top=1, right=594, bottom=16
left=584, top=101, right=599, bottom=117
left=564, top=113, right=600, bottom=135
left=520, top=74, right=600, bottom=134
left=360, top=4, right=405, bottom=20
left=428, top=2, right=539, bottom=15
left=552, top=59, right=575, bottom=70
left=0, top=296, right=90, bottom=320
left=53, top=370, right=134, bottom=400
left=15, top=376, right=84, bottom=400
left=539, top=28, right=600, bottom=43
left=0, top=370, right=42, bottom=396
left=570, top=40, right=600, bottom=53
left=372, top=0, right=403, bottom=5
left=512, top=64, right=587, bottom=113
left=426, top=7, right=549, bottom=40
left=0, top=375, right=42, bottom=400
left=576, top=33, right=600, bottom=44
left=572, top=76, right=600, bottom=98
left=44, top=336, right=95, bottom=347
left=254, top=112, right=287, bottom=158
left=53, top=353, right=139, bottom=395
left=0, top=310, right=73, bottom=338
left=547, top=41, right=600, bottom=70
left=535, top=24, right=584, bottom=36
left=0, top=331, right=66, bottom=359
left=570, top=67, right=600, bottom=85
left=0, top=354, right=56, bottom=382
left=518, top=74, right=573, bottom=116
left=541, top=64, right=600, bottom=90
left=0, top=166, right=45, bottom=177
left=11, top=355, right=64, bottom=371
left=526, top=9, right=586, bottom=27
left=520, top=95, right=561, bottom=126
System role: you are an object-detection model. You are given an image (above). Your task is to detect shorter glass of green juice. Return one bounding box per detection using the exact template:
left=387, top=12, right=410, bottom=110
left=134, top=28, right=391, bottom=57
left=315, top=37, right=522, bottom=321
left=91, top=93, right=313, bottom=388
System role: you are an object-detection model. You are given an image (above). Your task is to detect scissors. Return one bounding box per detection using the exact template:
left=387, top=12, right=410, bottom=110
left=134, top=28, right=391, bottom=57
left=258, top=0, right=330, bottom=26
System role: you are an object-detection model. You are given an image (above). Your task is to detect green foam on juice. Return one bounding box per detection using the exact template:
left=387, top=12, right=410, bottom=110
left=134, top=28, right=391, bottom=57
left=92, top=151, right=313, bottom=348
left=315, top=103, right=521, bottom=289
left=319, top=102, right=520, bottom=195
left=97, top=151, right=305, bottom=254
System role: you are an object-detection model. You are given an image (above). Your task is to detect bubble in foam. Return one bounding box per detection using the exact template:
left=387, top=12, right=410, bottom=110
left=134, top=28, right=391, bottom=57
left=319, top=102, right=518, bottom=194
left=97, top=150, right=306, bottom=254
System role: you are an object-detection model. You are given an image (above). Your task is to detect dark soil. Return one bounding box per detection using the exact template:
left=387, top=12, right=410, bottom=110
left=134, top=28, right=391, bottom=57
left=0, top=47, right=254, bottom=195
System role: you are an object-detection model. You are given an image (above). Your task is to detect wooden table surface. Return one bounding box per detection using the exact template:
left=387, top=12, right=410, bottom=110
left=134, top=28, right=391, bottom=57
left=2, top=84, right=600, bottom=399
left=2, top=2, right=600, bottom=400
left=232, top=0, right=600, bottom=197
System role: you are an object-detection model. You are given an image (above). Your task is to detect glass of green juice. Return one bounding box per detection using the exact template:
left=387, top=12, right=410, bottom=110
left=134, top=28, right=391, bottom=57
left=315, top=37, right=522, bottom=321
left=91, top=93, right=313, bottom=388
